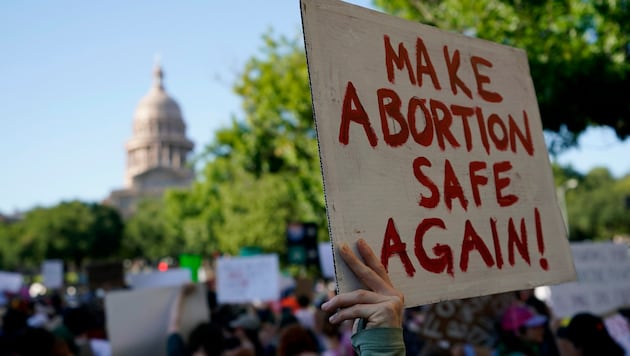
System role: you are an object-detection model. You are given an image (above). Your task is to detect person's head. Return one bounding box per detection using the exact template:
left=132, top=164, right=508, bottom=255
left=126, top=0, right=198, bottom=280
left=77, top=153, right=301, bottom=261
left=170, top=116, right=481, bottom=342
left=188, top=322, right=225, bottom=356
left=515, top=289, right=535, bottom=302
left=297, top=295, right=311, bottom=309
left=501, top=305, right=547, bottom=344
left=229, top=313, right=263, bottom=355
left=229, top=313, right=261, bottom=336
left=558, top=312, right=624, bottom=356
left=277, top=324, right=319, bottom=356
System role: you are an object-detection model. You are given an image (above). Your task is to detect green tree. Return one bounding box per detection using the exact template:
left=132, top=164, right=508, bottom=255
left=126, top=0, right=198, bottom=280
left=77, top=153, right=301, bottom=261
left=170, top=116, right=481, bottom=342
left=567, top=168, right=630, bottom=240
left=2, top=201, right=123, bottom=268
left=166, top=34, right=326, bottom=256
left=0, top=222, right=22, bottom=269
left=373, top=0, right=630, bottom=151
left=123, top=198, right=176, bottom=260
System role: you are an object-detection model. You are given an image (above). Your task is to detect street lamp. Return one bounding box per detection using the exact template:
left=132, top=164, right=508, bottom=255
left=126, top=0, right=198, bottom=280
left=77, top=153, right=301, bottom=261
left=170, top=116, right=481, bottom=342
left=556, top=178, right=578, bottom=238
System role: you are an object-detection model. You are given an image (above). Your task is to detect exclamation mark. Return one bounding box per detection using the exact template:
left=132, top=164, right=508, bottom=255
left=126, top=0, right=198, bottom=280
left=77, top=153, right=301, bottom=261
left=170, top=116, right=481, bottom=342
left=535, top=208, right=548, bottom=270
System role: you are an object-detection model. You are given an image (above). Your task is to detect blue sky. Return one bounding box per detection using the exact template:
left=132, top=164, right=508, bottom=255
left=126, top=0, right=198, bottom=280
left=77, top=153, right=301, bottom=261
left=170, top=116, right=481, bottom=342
left=1, top=1, right=628, bottom=214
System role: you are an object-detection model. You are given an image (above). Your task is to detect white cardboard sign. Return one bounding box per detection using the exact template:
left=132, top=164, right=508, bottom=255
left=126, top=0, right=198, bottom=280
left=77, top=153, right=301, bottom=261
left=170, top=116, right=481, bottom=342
left=318, top=242, right=336, bottom=279
left=604, top=313, right=630, bottom=355
left=216, top=254, right=280, bottom=304
left=127, top=268, right=191, bottom=289
left=546, top=242, right=630, bottom=318
left=301, top=0, right=575, bottom=307
left=0, top=271, right=23, bottom=293
left=42, top=260, right=64, bottom=289
left=105, top=284, right=208, bottom=356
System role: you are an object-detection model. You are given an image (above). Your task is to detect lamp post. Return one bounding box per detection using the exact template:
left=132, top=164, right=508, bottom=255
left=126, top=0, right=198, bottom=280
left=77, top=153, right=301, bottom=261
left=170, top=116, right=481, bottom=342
left=556, top=178, right=578, bottom=238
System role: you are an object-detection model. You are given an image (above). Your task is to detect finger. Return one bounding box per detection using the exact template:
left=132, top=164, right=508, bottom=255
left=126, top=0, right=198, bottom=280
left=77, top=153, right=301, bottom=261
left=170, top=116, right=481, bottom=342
left=328, top=300, right=403, bottom=328
left=327, top=303, right=380, bottom=324
left=356, top=238, right=393, bottom=286
left=321, top=289, right=388, bottom=312
left=339, top=242, right=392, bottom=294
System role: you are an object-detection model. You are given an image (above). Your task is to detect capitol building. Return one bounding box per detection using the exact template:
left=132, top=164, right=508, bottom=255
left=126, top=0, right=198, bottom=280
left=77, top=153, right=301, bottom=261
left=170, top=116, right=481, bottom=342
left=105, top=64, right=195, bottom=217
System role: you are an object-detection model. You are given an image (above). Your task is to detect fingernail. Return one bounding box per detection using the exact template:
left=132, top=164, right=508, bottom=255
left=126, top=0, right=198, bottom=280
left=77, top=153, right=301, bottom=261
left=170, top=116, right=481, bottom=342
left=321, top=301, right=329, bottom=310
left=340, top=242, right=349, bottom=253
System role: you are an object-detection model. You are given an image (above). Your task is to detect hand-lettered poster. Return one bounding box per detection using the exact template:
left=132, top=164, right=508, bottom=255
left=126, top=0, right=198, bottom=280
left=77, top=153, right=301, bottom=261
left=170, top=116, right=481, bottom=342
left=216, top=254, right=280, bottom=304
left=42, top=260, right=64, bottom=289
left=545, top=242, right=630, bottom=318
left=420, top=292, right=515, bottom=347
left=301, top=0, right=575, bottom=307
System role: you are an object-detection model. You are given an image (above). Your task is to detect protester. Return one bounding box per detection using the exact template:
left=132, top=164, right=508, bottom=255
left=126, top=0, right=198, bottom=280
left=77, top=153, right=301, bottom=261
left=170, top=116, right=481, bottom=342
left=228, top=311, right=264, bottom=356
left=494, top=304, right=548, bottom=356
left=556, top=312, right=624, bottom=356
left=320, top=238, right=406, bottom=355
left=314, top=308, right=353, bottom=356
left=0, top=293, right=78, bottom=356
left=166, top=283, right=225, bottom=356
left=295, top=295, right=316, bottom=330
left=277, top=323, right=320, bottom=356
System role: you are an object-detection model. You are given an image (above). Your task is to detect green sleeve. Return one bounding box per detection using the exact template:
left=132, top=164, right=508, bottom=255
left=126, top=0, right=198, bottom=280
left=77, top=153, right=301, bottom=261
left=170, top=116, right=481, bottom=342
left=351, top=327, right=406, bottom=356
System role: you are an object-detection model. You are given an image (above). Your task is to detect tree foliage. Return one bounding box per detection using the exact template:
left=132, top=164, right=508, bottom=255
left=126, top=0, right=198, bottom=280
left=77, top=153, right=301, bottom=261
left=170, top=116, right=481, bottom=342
left=122, top=198, right=174, bottom=260
left=558, top=166, right=630, bottom=240
left=165, top=34, right=326, bottom=256
left=0, top=201, right=123, bottom=269
left=373, top=0, right=630, bottom=151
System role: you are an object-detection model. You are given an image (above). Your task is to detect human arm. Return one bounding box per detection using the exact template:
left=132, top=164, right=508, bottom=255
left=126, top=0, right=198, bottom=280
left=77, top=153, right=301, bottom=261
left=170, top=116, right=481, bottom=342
left=168, top=283, right=197, bottom=334
left=321, top=238, right=405, bottom=355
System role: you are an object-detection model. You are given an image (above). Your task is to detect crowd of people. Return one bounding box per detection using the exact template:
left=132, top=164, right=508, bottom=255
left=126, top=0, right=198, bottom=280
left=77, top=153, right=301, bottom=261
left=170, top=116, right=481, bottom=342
left=0, top=239, right=627, bottom=355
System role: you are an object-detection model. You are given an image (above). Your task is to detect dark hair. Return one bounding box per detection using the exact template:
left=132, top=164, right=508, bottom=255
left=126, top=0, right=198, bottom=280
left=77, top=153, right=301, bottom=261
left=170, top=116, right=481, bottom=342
left=63, top=305, right=98, bottom=336
left=15, top=327, right=57, bottom=355
left=566, top=313, right=624, bottom=356
left=297, top=295, right=311, bottom=308
left=187, top=322, right=225, bottom=356
left=277, top=324, right=319, bottom=356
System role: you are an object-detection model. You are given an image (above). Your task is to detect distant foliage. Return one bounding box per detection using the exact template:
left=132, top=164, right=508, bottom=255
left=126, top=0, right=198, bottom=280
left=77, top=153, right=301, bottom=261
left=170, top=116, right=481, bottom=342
left=0, top=201, right=123, bottom=269
left=564, top=168, right=630, bottom=240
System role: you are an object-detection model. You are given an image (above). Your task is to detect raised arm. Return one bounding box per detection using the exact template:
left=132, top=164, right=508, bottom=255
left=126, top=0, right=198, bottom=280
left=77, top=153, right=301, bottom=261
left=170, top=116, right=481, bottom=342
left=168, top=283, right=197, bottom=334
left=321, top=238, right=405, bottom=355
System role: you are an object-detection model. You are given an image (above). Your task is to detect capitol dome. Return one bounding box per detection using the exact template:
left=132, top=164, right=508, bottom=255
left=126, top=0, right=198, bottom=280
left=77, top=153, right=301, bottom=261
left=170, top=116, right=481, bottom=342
left=132, top=64, right=187, bottom=136
left=124, top=63, right=194, bottom=188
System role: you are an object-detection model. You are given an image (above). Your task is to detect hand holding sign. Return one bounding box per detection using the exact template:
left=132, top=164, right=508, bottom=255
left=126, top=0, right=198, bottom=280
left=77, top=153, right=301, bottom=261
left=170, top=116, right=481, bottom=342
left=322, top=238, right=404, bottom=329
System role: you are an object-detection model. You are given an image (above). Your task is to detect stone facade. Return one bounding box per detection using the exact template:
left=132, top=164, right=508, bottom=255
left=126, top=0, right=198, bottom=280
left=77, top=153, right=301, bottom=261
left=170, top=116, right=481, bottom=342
left=105, top=64, right=194, bottom=218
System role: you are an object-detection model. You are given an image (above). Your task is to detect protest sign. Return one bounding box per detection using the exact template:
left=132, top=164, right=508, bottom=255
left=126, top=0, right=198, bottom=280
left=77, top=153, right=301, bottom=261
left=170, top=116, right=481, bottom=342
left=546, top=242, right=630, bottom=318
left=105, top=284, right=208, bottom=356
left=0, top=271, right=23, bottom=293
left=301, top=0, right=575, bottom=306
left=127, top=268, right=191, bottom=290
left=421, top=292, right=515, bottom=347
left=216, top=254, right=280, bottom=304
left=42, top=260, right=64, bottom=289
left=604, top=313, right=630, bottom=355
left=318, top=242, right=335, bottom=279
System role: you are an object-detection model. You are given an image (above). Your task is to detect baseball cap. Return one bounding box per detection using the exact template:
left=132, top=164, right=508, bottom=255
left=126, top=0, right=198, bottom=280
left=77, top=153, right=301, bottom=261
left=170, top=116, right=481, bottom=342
left=501, top=305, right=547, bottom=332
